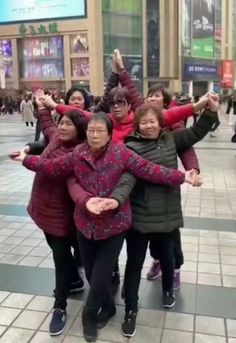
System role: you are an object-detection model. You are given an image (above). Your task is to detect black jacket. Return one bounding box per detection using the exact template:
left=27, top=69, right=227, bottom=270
left=111, top=109, right=217, bottom=233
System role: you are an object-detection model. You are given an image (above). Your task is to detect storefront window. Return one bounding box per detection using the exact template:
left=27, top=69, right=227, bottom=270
left=71, top=58, right=90, bottom=77
left=102, top=0, right=143, bottom=92
left=18, top=36, right=64, bottom=79
left=233, top=1, right=236, bottom=61
left=182, top=0, right=191, bottom=57
left=0, top=40, right=13, bottom=78
left=146, top=0, right=160, bottom=77
left=214, top=0, right=222, bottom=59
left=70, top=33, right=89, bottom=53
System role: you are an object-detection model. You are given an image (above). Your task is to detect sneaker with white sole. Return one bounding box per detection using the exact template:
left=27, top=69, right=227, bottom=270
left=146, top=261, right=162, bottom=280
left=162, top=291, right=175, bottom=308
left=49, top=309, right=66, bottom=336
left=121, top=311, right=137, bottom=337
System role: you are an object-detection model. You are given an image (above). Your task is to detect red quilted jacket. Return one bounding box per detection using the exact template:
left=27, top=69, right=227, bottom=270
left=27, top=108, right=79, bottom=237
left=23, top=141, right=185, bottom=240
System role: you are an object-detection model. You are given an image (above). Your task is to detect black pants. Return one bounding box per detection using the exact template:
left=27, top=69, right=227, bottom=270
left=25, top=121, right=34, bottom=127
left=149, top=227, right=184, bottom=269
left=124, top=229, right=175, bottom=313
left=34, top=119, right=41, bottom=141
left=77, top=231, right=125, bottom=317
left=45, top=232, right=80, bottom=310
left=226, top=101, right=236, bottom=114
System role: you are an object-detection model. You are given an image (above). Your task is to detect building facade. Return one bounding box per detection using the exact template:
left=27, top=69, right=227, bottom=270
left=0, top=0, right=235, bottom=96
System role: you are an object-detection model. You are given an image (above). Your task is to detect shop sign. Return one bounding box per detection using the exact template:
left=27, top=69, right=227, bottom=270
left=191, top=0, right=214, bottom=58
left=221, top=60, right=234, bottom=88
left=184, top=63, right=218, bottom=76
left=19, top=22, right=58, bottom=37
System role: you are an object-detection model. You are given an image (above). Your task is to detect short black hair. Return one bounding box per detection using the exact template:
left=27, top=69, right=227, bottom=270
left=108, top=87, right=131, bottom=105
left=88, top=112, right=113, bottom=136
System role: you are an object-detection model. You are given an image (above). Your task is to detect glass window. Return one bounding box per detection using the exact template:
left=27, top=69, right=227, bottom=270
left=0, top=39, right=12, bottom=78
left=70, top=33, right=89, bottom=53
left=71, top=58, right=90, bottom=77
left=102, top=0, right=143, bottom=92
left=18, top=36, right=64, bottom=79
left=147, top=0, right=160, bottom=77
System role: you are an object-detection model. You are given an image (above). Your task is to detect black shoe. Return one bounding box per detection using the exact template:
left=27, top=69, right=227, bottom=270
left=121, top=311, right=137, bottom=337
left=162, top=291, right=175, bottom=308
left=97, top=303, right=116, bottom=329
left=111, top=272, right=120, bottom=295
left=49, top=309, right=67, bottom=336
left=82, top=309, right=98, bottom=342
left=69, top=278, right=85, bottom=293
left=53, top=277, right=84, bottom=296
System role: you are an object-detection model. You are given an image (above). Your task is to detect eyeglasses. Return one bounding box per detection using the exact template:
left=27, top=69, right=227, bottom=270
left=109, top=99, right=127, bottom=108
left=87, top=129, right=108, bottom=135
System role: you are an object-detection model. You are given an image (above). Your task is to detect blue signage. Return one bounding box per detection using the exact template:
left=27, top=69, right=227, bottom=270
left=185, top=64, right=218, bottom=76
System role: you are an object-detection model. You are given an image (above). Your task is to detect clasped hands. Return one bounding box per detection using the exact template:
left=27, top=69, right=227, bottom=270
left=86, top=197, right=119, bottom=215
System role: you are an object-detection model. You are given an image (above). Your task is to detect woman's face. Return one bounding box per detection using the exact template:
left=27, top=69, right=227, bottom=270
left=68, top=91, right=85, bottom=109
left=87, top=119, right=111, bottom=150
left=145, top=91, right=164, bottom=109
left=58, top=116, right=77, bottom=142
left=109, top=97, right=130, bottom=121
left=138, top=110, right=161, bottom=139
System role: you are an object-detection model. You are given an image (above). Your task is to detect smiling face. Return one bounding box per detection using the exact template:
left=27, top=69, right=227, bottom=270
left=138, top=109, right=161, bottom=139
left=58, top=116, right=77, bottom=142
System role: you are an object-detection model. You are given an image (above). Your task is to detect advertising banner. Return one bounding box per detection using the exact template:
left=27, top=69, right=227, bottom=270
left=221, top=60, right=234, bottom=88
left=191, top=0, right=215, bottom=58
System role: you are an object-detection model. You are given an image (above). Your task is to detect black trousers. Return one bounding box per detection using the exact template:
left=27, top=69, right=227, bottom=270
left=149, top=227, right=184, bottom=269
left=45, top=232, right=80, bottom=310
left=77, top=231, right=125, bottom=317
left=34, top=119, right=41, bottom=141
left=124, top=229, right=175, bottom=313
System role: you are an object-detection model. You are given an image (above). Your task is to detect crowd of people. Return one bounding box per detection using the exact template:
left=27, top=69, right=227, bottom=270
left=9, top=50, right=220, bottom=343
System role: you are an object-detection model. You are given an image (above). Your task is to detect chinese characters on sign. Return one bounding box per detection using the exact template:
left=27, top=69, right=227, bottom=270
left=19, top=22, right=58, bottom=37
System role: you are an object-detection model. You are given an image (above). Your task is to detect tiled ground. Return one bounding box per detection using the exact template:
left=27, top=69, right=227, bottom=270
left=0, top=109, right=236, bottom=342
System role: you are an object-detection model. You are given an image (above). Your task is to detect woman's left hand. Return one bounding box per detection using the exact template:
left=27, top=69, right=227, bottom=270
left=9, top=150, right=26, bottom=162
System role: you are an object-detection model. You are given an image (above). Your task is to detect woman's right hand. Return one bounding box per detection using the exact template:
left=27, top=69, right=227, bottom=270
left=40, top=95, right=57, bottom=110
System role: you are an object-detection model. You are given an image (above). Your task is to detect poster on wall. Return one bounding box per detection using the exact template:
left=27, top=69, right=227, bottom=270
left=191, top=0, right=215, bottom=58
left=0, top=0, right=86, bottom=24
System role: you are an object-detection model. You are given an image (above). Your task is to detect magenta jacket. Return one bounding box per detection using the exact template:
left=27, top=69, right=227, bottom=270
left=23, top=142, right=185, bottom=240
left=119, top=70, right=200, bottom=172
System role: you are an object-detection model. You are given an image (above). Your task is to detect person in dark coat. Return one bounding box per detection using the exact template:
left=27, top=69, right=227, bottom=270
left=103, top=100, right=219, bottom=337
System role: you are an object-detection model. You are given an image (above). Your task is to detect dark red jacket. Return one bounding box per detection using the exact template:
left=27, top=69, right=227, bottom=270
left=119, top=70, right=200, bottom=171
left=23, top=142, right=185, bottom=240
left=27, top=108, right=79, bottom=237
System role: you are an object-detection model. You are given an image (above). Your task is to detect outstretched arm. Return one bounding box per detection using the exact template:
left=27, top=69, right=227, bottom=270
left=174, top=109, right=218, bottom=153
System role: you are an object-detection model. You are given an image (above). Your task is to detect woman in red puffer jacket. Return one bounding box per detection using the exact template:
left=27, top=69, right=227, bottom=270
left=10, top=95, right=89, bottom=337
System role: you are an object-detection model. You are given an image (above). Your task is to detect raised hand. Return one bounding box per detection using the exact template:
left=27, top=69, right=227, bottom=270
left=113, top=49, right=124, bottom=72
left=40, top=95, right=57, bottom=110
left=34, top=89, right=46, bottom=110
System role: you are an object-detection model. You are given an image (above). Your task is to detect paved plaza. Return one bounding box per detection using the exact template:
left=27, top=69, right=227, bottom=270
left=0, top=109, right=236, bottom=342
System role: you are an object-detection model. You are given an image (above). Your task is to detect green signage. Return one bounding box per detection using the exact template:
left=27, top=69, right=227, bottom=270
left=19, top=22, right=58, bottom=37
